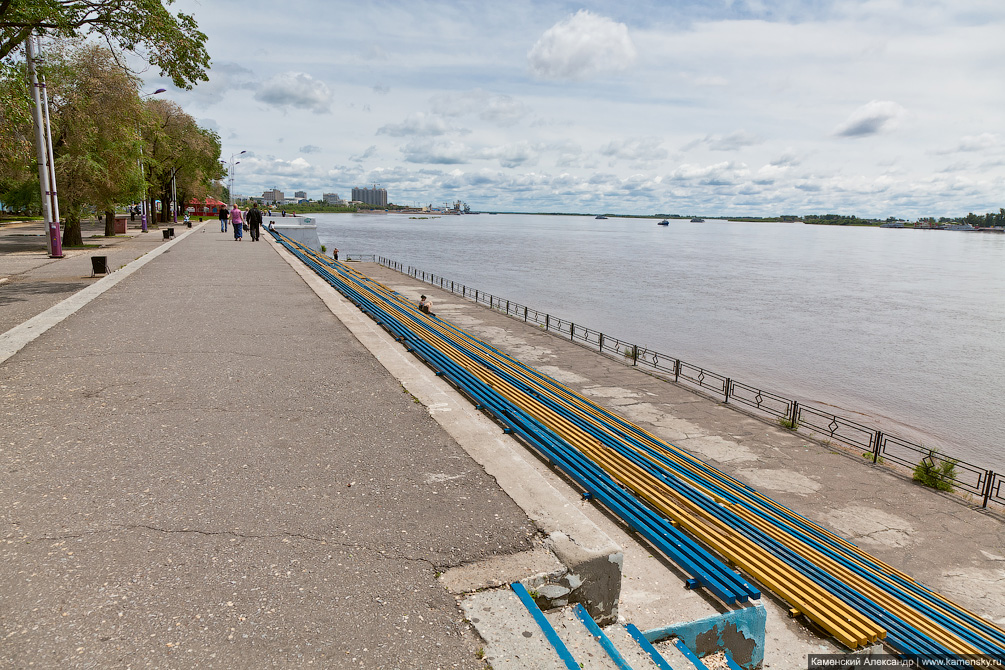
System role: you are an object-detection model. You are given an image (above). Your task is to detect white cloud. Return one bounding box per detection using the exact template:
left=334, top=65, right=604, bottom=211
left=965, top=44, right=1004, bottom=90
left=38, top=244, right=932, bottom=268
left=351, top=146, right=378, bottom=163
left=600, top=138, right=668, bottom=164
left=528, top=10, right=637, bottom=80
left=254, top=72, right=333, bottom=114
left=479, top=142, right=539, bottom=168
left=377, top=113, right=458, bottom=137
left=299, top=144, right=322, bottom=154
left=401, top=139, right=472, bottom=164
left=682, top=131, right=763, bottom=152
left=431, top=90, right=529, bottom=127
left=833, top=101, right=906, bottom=137
left=669, top=161, right=750, bottom=185
left=937, top=132, right=1001, bottom=154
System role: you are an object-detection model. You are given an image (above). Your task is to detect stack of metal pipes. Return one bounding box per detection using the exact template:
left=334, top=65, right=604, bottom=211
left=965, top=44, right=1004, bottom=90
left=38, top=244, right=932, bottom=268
left=270, top=230, right=1005, bottom=660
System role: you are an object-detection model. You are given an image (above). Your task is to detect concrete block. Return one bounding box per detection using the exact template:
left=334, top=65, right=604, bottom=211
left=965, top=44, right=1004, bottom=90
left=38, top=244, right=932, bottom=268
left=645, top=603, right=767, bottom=669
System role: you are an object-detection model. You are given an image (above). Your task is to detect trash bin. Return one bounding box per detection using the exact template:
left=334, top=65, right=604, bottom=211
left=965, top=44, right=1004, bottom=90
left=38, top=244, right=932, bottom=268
left=162, top=229, right=171, bottom=240
left=113, top=216, right=128, bottom=234
left=168, top=227, right=175, bottom=237
left=91, top=256, right=109, bottom=275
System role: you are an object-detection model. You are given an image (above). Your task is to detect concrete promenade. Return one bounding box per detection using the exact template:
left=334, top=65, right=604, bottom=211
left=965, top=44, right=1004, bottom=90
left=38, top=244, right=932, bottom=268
left=2, top=218, right=1004, bottom=667
left=0, top=222, right=537, bottom=668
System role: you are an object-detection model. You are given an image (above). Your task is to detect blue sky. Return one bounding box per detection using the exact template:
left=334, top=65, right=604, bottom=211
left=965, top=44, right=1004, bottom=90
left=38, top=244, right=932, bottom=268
left=155, top=0, right=1005, bottom=217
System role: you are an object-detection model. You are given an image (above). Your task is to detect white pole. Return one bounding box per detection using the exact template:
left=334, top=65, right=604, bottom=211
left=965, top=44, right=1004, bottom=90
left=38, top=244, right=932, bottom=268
left=25, top=36, right=60, bottom=257
left=37, top=37, right=61, bottom=248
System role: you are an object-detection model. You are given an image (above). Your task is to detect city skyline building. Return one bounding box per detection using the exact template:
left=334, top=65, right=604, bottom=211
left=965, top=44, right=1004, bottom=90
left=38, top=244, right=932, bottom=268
left=351, top=185, right=387, bottom=207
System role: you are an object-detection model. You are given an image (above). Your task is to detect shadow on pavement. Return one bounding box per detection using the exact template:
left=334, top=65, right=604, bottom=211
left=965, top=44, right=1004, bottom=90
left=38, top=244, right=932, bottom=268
left=0, top=280, right=87, bottom=306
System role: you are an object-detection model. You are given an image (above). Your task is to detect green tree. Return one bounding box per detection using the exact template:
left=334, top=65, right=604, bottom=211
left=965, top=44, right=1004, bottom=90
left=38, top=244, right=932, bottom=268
left=0, top=0, right=209, bottom=90
left=46, top=42, right=144, bottom=245
left=0, top=57, right=37, bottom=213
left=141, top=98, right=223, bottom=223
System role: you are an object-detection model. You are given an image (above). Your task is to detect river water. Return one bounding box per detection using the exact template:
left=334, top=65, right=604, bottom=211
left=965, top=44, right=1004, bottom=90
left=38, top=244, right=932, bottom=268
left=310, top=213, right=1005, bottom=471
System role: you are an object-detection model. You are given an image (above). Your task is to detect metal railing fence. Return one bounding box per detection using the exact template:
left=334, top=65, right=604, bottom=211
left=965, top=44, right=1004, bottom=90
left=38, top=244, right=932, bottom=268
left=370, top=256, right=1001, bottom=509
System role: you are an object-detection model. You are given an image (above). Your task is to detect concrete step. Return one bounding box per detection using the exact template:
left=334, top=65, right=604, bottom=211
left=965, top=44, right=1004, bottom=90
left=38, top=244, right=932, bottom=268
left=461, top=588, right=568, bottom=669
left=602, top=624, right=665, bottom=670
left=545, top=606, right=622, bottom=669
left=463, top=584, right=686, bottom=670
left=652, top=635, right=707, bottom=670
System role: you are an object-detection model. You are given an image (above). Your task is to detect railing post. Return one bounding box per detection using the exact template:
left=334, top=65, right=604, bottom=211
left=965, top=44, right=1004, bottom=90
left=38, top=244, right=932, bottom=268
left=599, top=332, right=604, bottom=351
left=982, top=471, right=995, bottom=508
left=674, top=359, right=680, bottom=382
left=524, top=306, right=528, bottom=322
left=506, top=300, right=510, bottom=314
left=451, top=281, right=454, bottom=293
left=632, top=344, right=638, bottom=366
left=475, top=289, right=479, bottom=302
left=545, top=314, right=550, bottom=331
left=872, top=431, right=883, bottom=463
left=724, top=378, right=731, bottom=403
left=790, top=401, right=799, bottom=426
left=570, top=323, right=575, bottom=340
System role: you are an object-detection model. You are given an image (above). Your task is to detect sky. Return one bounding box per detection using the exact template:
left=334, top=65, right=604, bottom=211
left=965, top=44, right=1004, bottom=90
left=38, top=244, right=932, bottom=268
left=150, top=0, right=1005, bottom=218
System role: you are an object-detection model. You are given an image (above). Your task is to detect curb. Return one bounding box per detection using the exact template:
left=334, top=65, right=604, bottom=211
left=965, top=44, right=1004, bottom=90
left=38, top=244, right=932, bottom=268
left=266, top=237, right=624, bottom=623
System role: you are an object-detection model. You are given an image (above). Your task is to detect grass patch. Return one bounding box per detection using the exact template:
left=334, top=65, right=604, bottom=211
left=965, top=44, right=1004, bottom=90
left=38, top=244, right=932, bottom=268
left=862, top=451, right=886, bottom=465
left=913, top=448, right=957, bottom=492
left=63, top=244, right=102, bottom=249
left=778, top=417, right=798, bottom=430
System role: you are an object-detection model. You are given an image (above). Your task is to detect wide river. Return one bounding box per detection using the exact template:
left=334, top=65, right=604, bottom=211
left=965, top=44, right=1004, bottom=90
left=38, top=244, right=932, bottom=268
left=309, top=213, right=1005, bottom=472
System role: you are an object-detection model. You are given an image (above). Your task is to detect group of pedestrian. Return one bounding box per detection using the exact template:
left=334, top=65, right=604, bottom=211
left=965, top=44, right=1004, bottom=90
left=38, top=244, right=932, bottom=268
left=217, top=203, right=262, bottom=242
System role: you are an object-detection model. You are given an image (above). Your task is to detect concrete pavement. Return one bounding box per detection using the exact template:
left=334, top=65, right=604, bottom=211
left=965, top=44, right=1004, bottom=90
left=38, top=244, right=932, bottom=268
left=0, top=223, right=538, bottom=668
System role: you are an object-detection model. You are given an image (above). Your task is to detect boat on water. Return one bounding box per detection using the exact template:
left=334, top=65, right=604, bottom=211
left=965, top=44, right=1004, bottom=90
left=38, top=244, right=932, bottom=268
left=879, top=222, right=905, bottom=228
left=657, top=220, right=669, bottom=226
left=595, top=215, right=608, bottom=220
left=690, top=217, right=704, bottom=222
left=944, top=223, right=976, bottom=231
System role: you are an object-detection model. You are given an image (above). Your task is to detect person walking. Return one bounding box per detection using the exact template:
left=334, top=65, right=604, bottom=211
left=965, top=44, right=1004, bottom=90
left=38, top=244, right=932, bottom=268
left=247, top=202, right=263, bottom=241
left=219, top=205, right=229, bottom=232
left=333, top=247, right=339, bottom=261
left=230, top=204, right=244, bottom=241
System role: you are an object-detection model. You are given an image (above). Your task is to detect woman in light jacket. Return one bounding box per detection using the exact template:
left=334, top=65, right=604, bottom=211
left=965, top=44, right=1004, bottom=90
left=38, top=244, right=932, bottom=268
left=230, top=205, right=245, bottom=241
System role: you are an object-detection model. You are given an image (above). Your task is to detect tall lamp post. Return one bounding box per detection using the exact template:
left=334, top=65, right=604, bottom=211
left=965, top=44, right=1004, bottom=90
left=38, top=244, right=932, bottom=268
left=227, top=151, right=246, bottom=207
left=26, top=35, right=62, bottom=258
left=138, top=88, right=166, bottom=232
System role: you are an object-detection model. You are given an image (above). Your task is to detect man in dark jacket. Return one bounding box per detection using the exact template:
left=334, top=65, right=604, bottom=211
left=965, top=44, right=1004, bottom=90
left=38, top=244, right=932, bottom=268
left=246, top=202, right=263, bottom=241
left=218, top=205, right=229, bottom=232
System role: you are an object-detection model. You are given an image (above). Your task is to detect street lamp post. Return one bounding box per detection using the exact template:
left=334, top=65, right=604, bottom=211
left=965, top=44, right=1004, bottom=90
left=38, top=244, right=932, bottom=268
left=138, top=88, right=166, bottom=232
left=26, top=35, right=62, bottom=258
left=227, top=151, right=246, bottom=207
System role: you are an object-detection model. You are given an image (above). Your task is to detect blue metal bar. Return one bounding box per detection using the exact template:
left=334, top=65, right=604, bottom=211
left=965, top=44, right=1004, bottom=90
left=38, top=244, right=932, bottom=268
left=723, top=651, right=744, bottom=670
left=673, top=639, right=710, bottom=670
left=625, top=624, right=676, bottom=670
left=573, top=604, right=634, bottom=670
left=510, top=583, right=580, bottom=670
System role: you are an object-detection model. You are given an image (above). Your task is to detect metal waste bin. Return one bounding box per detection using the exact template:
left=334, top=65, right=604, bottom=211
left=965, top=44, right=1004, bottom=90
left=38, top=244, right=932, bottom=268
left=91, top=256, right=109, bottom=275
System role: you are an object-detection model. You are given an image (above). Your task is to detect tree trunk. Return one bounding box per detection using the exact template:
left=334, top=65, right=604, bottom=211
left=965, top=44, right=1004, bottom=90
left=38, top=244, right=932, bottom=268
left=62, top=213, right=83, bottom=247
left=104, top=209, right=115, bottom=236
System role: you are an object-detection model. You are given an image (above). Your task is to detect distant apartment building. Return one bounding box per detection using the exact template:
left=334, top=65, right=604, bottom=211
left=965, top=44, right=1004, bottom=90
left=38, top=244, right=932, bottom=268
left=294, top=190, right=307, bottom=199
left=261, top=188, right=284, bottom=204
left=323, top=192, right=343, bottom=205
left=352, top=185, right=388, bottom=207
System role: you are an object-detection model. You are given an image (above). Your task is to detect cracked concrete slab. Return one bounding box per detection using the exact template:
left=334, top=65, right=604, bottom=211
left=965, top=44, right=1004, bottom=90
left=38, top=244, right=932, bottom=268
left=736, top=468, right=821, bottom=495
left=819, top=506, right=915, bottom=548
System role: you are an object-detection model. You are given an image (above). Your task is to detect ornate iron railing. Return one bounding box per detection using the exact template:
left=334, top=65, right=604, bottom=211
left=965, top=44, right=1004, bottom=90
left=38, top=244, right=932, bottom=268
left=371, top=256, right=1002, bottom=509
